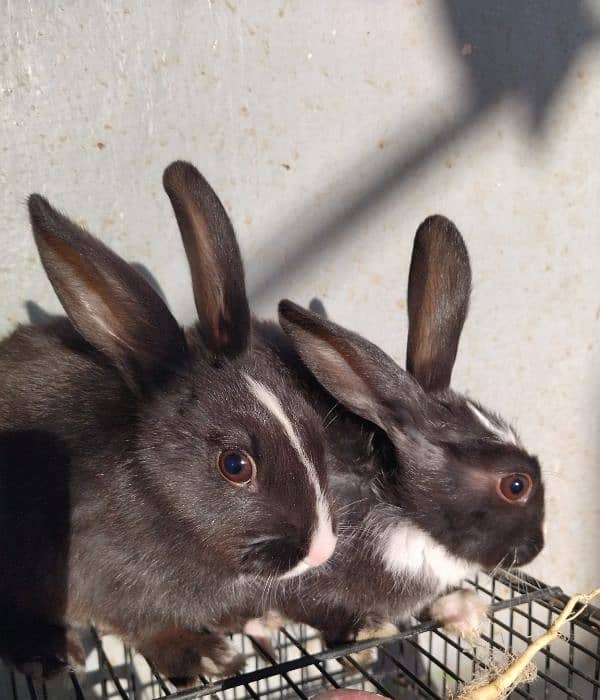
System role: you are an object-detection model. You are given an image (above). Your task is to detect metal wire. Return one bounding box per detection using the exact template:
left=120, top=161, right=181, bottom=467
left=2, top=570, right=599, bottom=700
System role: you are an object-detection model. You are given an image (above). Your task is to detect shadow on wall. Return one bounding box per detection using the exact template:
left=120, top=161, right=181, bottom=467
left=248, top=0, right=599, bottom=304
left=25, top=301, right=59, bottom=326
left=445, top=0, right=598, bottom=131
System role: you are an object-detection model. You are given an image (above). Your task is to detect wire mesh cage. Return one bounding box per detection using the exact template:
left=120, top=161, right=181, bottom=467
left=2, top=570, right=599, bottom=700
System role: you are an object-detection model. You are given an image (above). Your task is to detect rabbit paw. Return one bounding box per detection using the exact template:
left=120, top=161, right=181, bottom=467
left=339, top=622, right=398, bottom=670
left=197, top=637, right=246, bottom=677
left=243, top=609, right=284, bottom=640
left=168, top=639, right=245, bottom=689
left=244, top=610, right=285, bottom=661
left=138, top=628, right=245, bottom=687
left=429, top=589, right=488, bottom=642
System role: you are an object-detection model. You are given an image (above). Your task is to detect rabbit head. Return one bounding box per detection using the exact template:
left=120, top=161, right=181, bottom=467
left=278, top=215, right=544, bottom=573
left=25, top=161, right=336, bottom=581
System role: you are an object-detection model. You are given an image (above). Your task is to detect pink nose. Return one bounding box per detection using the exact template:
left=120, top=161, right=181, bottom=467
left=305, top=529, right=337, bottom=567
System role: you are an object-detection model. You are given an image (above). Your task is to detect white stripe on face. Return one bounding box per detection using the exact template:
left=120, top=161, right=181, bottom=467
left=279, top=560, right=311, bottom=580
left=243, top=374, right=336, bottom=573
left=468, top=401, right=518, bottom=446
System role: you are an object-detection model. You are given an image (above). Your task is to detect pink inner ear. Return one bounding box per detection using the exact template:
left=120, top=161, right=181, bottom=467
left=300, top=334, right=382, bottom=426
left=162, top=160, right=250, bottom=359
left=40, top=234, right=129, bottom=352
left=177, top=196, right=226, bottom=336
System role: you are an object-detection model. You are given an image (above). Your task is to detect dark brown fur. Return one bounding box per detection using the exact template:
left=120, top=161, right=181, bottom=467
left=0, top=162, right=334, bottom=682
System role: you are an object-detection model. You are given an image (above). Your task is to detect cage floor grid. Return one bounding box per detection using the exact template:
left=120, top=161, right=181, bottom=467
left=2, top=570, right=599, bottom=700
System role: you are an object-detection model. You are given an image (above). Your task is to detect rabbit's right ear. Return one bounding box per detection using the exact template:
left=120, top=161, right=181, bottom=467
left=406, top=215, right=472, bottom=393
left=279, top=300, right=425, bottom=433
left=28, top=195, right=187, bottom=390
left=163, top=161, right=251, bottom=360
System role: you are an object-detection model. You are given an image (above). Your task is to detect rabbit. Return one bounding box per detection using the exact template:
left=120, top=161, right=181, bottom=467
left=0, top=161, right=338, bottom=686
left=225, top=214, right=545, bottom=656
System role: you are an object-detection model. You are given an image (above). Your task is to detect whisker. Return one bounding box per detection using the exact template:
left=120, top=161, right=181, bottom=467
left=490, top=552, right=509, bottom=579
left=324, top=414, right=340, bottom=432
left=321, top=402, right=339, bottom=427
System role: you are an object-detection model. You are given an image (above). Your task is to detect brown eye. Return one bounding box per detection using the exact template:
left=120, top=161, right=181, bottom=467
left=218, top=450, right=255, bottom=487
left=497, top=474, right=532, bottom=503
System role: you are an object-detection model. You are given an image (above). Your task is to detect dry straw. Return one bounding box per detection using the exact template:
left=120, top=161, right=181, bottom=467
left=454, top=587, right=600, bottom=700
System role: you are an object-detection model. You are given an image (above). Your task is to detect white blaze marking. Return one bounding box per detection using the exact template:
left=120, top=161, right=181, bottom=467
left=279, top=560, right=311, bottom=580
left=468, top=402, right=518, bottom=445
left=379, top=521, right=475, bottom=592
left=243, top=374, right=336, bottom=573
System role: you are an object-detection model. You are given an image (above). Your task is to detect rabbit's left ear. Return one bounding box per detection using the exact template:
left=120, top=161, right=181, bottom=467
left=406, top=215, right=471, bottom=393
left=28, top=194, right=187, bottom=390
left=279, top=300, right=425, bottom=433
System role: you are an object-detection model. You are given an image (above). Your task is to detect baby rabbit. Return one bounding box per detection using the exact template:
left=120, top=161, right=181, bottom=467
left=242, top=215, right=545, bottom=651
left=0, top=161, right=337, bottom=684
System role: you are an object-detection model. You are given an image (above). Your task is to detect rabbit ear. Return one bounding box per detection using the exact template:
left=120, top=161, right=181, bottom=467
left=406, top=215, right=471, bottom=393
left=279, top=300, right=424, bottom=432
left=28, top=194, right=187, bottom=390
left=163, top=161, right=250, bottom=360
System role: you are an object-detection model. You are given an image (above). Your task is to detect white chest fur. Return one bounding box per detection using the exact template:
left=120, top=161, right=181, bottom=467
left=378, top=521, right=476, bottom=592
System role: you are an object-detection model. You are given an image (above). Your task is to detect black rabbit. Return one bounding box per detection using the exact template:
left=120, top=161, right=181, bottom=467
left=0, top=161, right=337, bottom=684
left=227, top=215, right=545, bottom=656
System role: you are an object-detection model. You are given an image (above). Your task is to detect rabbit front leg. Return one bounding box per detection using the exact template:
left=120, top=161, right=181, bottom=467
left=134, top=627, right=245, bottom=688
left=429, top=589, right=489, bottom=642
left=243, top=610, right=286, bottom=662
left=293, top=604, right=383, bottom=670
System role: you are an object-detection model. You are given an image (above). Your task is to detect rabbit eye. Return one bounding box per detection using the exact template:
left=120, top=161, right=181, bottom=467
left=218, top=450, right=255, bottom=487
left=497, top=473, right=532, bottom=503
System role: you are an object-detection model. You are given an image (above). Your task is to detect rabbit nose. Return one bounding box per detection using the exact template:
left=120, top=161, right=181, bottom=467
left=305, top=527, right=337, bottom=567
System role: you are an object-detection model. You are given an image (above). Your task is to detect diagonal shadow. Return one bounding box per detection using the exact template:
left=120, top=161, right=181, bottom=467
left=249, top=0, right=599, bottom=304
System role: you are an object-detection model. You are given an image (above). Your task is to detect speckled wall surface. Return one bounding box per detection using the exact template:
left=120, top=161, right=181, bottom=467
left=1, top=1, right=599, bottom=594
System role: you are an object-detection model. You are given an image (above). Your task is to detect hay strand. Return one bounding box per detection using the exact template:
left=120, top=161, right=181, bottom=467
left=455, top=587, right=600, bottom=700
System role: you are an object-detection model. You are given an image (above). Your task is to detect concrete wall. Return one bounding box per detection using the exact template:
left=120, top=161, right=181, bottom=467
left=2, top=1, right=599, bottom=594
